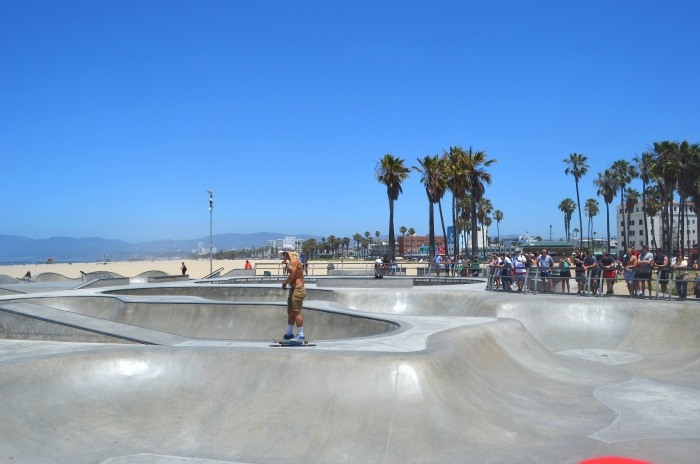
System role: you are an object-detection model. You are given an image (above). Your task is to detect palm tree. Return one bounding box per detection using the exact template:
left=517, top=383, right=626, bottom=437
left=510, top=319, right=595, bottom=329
left=353, top=233, right=362, bottom=258
left=593, top=169, right=617, bottom=253
left=645, top=185, right=662, bottom=250
left=408, top=227, right=416, bottom=258
left=572, top=229, right=580, bottom=242
left=633, top=152, right=655, bottom=246
left=676, top=141, right=700, bottom=256
left=375, top=154, right=410, bottom=261
left=558, top=198, right=576, bottom=241
left=414, top=155, right=447, bottom=262
left=399, top=226, right=407, bottom=257
left=611, top=159, right=638, bottom=252
left=477, top=197, right=493, bottom=255
left=651, top=141, right=684, bottom=256
left=443, top=147, right=468, bottom=260
left=564, top=153, right=589, bottom=249
left=493, top=210, right=504, bottom=250
left=625, top=188, right=640, bottom=250
left=464, top=147, right=497, bottom=259
left=688, top=144, right=700, bottom=252
left=584, top=198, right=599, bottom=251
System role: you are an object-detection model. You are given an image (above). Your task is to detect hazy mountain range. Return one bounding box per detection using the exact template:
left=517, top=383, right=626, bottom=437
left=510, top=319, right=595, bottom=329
left=0, top=232, right=320, bottom=262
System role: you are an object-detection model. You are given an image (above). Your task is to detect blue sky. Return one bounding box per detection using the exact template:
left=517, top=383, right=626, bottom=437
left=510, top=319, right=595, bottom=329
left=2, top=1, right=699, bottom=243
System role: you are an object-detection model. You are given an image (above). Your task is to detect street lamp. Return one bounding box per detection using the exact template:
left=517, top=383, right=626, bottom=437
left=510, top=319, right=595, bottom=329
left=207, top=190, right=213, bottom=274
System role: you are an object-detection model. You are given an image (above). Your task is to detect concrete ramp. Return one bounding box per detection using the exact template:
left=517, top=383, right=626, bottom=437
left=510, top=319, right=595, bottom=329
left=0, top=274, right=18, bottom=285
left=0, top=321, right=643, bottom=464
left=33, top=272, right=80, bottom=282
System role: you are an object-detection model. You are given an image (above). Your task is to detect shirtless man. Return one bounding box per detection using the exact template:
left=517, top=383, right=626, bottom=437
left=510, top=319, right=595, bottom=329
left=281, top=244, right=306, bottom=341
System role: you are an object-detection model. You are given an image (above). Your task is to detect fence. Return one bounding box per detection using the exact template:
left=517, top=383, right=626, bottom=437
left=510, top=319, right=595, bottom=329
left=485, top=265, right=694, bottom=301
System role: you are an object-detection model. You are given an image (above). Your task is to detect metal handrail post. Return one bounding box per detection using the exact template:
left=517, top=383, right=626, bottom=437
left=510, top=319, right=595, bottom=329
left=654, top=270, right=660, bottom=300
left=533, top=266, right=539, bottom=295
left=586, top=270, right=592, bottom=297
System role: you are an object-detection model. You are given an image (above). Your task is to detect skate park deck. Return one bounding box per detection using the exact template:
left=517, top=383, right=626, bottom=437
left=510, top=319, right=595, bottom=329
left=0, top=279, right=698, bottom=463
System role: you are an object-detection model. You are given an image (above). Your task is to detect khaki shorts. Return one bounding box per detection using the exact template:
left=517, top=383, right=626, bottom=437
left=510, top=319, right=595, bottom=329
left=287, top=286, right=306, bottom=312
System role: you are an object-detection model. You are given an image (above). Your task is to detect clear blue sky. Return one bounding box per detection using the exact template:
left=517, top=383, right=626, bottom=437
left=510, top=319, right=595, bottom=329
left=2, top=1, right=699, bottom=243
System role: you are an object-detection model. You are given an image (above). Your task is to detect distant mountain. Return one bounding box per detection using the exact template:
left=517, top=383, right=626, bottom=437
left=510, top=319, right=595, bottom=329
left=0, top=232, right=321, bottom=261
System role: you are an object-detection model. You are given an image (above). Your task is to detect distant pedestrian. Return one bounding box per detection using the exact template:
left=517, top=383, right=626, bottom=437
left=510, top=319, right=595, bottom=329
left=536, top=249, right=554, bottom=293
left=582, top=250, right=600, bottom=296
left=180, top=262, right=187, bottom=276
left=23, top=271, right=32, bottom=282
left=244, top=260, right=252, bottom=269
left=652, top=248, right=670, bottom=299
left=599, top=251, right=615, bottom=296
left=671, top=252, right=688, bottom=300
left=559, top=255, right=572, bottom=294
left=572, top=247, right=585, bottom=294
left=434, top=254, right=443, bottom=277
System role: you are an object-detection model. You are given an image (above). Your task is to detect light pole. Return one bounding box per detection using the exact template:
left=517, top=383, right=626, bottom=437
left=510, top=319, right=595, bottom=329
left=207, top=190, right=213, bottom=274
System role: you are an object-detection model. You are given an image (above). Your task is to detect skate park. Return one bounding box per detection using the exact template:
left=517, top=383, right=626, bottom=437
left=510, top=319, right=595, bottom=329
left=0, top=273, right=697, bottom=464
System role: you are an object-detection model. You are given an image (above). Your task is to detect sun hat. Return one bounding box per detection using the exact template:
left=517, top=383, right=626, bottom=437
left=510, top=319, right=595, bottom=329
left=282, top=244, right=295, bottom=252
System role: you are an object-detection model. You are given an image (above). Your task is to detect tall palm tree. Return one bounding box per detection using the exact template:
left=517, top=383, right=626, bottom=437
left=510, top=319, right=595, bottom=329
left=564, top=153, right=589, bottom=249
left=443, top=146, right=468, bottom=260
left=408, top=227, right=416, bottom=258
left=399, top=226, right=407, bottom=257
left=688, top=144, right=700, bottom=252
left=375, top=154, right=410, bottom=261
left=644, top=185, right=662, bottom=250
left=353, top=233, right=362, bottom=258
left=464, top=147, right=497, bottom=259
left=676, top=141, right=700, bottom=256
left=593, top=169, right=617, bottom=253
left=610, top=159, right=638, bottom=252
left=483, top=217, right=493, bottom=250
left=651, top=141, right=681, bottom=256
left=625, top=188, right=640, bottom=250
left=558, top=198, right=576, bottom=241
left=493, top=210, right=504, bottom=249
left=584, top=198, right=599, bottom=250
left=477, top=198, right=493, bottom=254
left=413, top=155, right=447, bottom=262
left=633, top=152, right=655, bottom=246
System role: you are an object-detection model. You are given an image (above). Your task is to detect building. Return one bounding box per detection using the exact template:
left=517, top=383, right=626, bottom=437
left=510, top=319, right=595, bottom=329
left=371, top=241, right=399, bottom=258
left=398, top=235, right=446, bottom=257
left=397, top=224, right=489, bottom=257
left=616, top=202, right=697, bottom=252
left=266, top=237, right=304, bottom=255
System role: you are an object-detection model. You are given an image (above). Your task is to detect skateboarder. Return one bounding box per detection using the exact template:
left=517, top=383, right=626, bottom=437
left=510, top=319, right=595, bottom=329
left=281, top=244, right=306, bottom=341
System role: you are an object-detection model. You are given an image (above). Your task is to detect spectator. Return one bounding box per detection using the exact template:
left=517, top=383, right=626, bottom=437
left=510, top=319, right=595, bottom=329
left=671, top=252, right=688, bottom=300
left=582, top=250, right=600, bottom=296
left=622, top=246, right=638, bottom=297
left=500, top=253, right=512, bottom=291
left=637, top=245, right=654, bottom=298
left=180, top=262, right=187, bottom=276
left=244, top=260, right=252, bottom=270
left=572, top=247, right=586, bottom=294
left=434, top=254, right=443, bottom=277
left=513, top=249, right=527, bottom=292
left=599, top=251, right=616, bottom=296
left=559, top=255, right=572, bottom=294
left=537, top=249, right=554, bottom=293
left=693, top=272, right=700, bottom=298
left=23, top=271, right=32, bottom=282
left=652, top=248, right=670, bottom=300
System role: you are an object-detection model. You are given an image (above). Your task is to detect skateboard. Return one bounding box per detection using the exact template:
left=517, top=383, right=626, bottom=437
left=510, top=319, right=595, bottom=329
left=271, top=338, right=314, bottom=347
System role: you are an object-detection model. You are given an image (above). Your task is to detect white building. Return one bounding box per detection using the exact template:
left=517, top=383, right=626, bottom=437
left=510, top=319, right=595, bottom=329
left=266, top=237, right=304, bottom=254
left=616, top=202, right=697, bottom=252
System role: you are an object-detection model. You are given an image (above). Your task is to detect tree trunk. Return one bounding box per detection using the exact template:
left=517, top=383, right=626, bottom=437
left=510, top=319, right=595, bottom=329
left=429, top=202, right=435, bottom=262
left=438, top=200, right=448, bottom=254
left=651, top=216, right=657, bottom=249
left=642, top=179, right=648, bottom=246
left=606, top=202, right=611, bottom=253
left=471, top=195, right=478, bottom=260
left=621, top=187, right=627, bottom=251
left=388, top=198, right=395, bottom=261
left=452, top=194, right=459, bottom=260
left=576, top=179, right=584, bottom=249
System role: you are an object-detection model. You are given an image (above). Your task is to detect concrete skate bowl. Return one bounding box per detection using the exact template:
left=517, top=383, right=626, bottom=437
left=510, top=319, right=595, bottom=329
left=128, top=270, right=169, bottom=284
left=32, top=272, right=80, bottom=282
left=105, top=285, right=338, bottom=303
left=2, top=318, right=698, bottom=464
left=7, top=296, right=400, bottom=341
left=0, top=274, right=18, bottom=285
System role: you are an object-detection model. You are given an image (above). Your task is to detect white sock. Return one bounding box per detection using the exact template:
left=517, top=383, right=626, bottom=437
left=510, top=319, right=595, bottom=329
left=297, top=327, right=304, bottom=337
left=287, top=325, right=293, bottom=336
left=662, top=293, right=666, bottom=298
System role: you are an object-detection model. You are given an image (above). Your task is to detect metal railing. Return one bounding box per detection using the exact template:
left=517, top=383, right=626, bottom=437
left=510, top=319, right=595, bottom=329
left=485, top=264, right=695, bottom=301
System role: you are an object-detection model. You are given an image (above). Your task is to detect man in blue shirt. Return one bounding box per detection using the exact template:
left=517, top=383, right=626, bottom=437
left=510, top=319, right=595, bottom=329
left=536, top=249, right=554, bottom=293
left=582, top=250, right=600, bottom=296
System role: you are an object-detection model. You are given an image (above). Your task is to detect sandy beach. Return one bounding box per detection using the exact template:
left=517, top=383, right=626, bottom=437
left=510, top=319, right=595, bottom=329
left=0, top=259, right=265, bottom=280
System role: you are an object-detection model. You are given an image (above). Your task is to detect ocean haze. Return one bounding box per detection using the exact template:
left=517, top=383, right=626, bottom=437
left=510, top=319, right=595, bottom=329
left=0, top=232, right=320, bottom=262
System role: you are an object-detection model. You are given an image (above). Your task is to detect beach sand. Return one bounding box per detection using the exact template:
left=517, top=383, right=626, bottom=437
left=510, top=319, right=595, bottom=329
left=0, top=259, right=267, bottom=280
